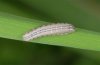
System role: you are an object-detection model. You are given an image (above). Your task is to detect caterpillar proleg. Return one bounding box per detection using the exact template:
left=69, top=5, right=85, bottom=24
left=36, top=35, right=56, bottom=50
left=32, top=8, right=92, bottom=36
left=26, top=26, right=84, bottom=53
left=23, top=23, right=75, bottom=41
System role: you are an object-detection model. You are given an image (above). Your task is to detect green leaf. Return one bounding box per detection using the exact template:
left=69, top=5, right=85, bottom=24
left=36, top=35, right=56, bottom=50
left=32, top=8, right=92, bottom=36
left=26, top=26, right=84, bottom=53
left=0, top=12, right=100, bottom=51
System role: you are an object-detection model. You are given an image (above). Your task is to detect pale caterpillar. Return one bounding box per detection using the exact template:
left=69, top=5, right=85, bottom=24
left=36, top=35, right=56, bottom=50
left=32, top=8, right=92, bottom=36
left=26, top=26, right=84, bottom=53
left=23, top=23, right=75, bottom=41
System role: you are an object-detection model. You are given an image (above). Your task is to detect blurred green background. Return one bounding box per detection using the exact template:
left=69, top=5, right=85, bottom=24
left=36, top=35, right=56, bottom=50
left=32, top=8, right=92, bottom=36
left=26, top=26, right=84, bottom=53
left=0, top=37, right=100, bottom=65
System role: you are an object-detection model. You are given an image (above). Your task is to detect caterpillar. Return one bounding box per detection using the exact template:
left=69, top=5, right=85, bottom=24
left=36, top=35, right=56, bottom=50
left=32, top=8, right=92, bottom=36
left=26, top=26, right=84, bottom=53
left=23, top=23, right=75, bottom=41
